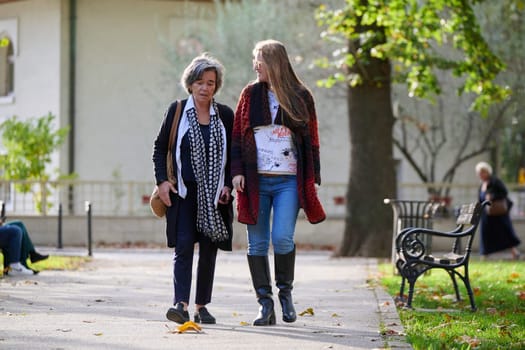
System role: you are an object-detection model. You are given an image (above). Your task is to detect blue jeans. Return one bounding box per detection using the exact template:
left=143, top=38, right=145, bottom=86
left=0, top=225, right=23, bottom=264
left=247, top=175, right=299, bottom=256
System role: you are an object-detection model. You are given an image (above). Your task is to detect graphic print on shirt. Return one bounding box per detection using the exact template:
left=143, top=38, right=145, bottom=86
left=254, top=124, right=297, bottom=174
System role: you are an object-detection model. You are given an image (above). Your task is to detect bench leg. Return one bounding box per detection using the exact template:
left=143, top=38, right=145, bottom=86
left=398, top=276, right=406, bottom=301
left=463, top=266, right=477, bottom=311
left=447, top=270, right=462, bottom=302
left=406, top=281, right=415, bottom=309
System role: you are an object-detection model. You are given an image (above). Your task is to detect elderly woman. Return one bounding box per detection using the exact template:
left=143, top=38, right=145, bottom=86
left=476, top=161, right=521, bottom=260
left=152, top=53, right=234, bottom=324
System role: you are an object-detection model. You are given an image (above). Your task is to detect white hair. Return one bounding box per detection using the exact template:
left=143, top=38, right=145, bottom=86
left=475, top=161, right=493, bottom=175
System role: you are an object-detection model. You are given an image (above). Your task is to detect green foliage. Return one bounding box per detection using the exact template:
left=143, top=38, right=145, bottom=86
left=0, top=113, right=72, bottom=212
left=315, top=0, right=510, bottom=115
left=0, top=36, right=10, bottom=47
left=379, top=261, right=525, bottom=349
left=0, top=113, right=68, bottom=182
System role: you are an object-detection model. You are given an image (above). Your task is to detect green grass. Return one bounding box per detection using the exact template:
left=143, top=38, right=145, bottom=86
left=1, top=253, right=91, bottom=277
left=378, top=261, right=525, bottom=350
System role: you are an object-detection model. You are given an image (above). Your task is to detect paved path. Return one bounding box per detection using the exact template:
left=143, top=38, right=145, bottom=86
left=0, top=248, right=411, bottom=349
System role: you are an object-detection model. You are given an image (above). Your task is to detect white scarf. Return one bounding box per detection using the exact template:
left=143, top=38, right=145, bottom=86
left=174, top=95, right=227, bottom=205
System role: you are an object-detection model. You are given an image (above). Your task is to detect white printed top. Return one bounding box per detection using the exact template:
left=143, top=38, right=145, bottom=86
left=254, top=91, right=297, bottom=175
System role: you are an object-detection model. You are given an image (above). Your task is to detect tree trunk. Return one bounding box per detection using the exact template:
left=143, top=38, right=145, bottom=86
left=337, top=58, right=397, bottom=257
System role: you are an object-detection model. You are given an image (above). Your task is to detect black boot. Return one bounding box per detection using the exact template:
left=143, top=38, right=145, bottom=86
left=30, top=250, right=49, bottom=263
left=247, top=255, right=276, bottom=326
left=275, top=247, right=297, bottom=323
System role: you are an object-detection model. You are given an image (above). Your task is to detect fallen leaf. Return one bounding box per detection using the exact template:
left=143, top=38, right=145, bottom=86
left=457, top=335, right=481, bottom=347
left=486, top=307, right=497, bottom=315
left=331, top=313, right=340, bottom=317
left=381, top=329, right=400, bottom=336
left=239, top=321, right=250, bottom=326
left=517, top=291, right=525, bottom=300
left=176, top=321, right=202, bottom=333
left=299, top=307, right=314, bottom=316
left=93, top=333, right=103, bottom=336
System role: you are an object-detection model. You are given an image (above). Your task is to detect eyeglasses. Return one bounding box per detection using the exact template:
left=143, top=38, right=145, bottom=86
left=252, top=59, right=264, bottom=68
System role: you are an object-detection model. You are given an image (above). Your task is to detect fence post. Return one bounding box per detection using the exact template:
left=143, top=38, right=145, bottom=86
left=57, top=203, right=63, bottom=249
left=85, top=201, right=92, bottom=256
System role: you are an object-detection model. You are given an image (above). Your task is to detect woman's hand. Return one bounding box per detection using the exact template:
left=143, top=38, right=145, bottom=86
left=159, top=181, right=177, bottom=207
left=232, top=175, right=245, bottom=193
left=219, top=186, right=232, bottom=204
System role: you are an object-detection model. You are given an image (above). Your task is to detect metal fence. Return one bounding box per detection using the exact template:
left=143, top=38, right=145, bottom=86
left=2, top=179, right=525, bottom=218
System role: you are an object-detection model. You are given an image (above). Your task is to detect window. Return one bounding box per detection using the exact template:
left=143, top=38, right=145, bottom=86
left=0, top=18, right=17, bottom=104
left=0, top=35, right=14, bottom=97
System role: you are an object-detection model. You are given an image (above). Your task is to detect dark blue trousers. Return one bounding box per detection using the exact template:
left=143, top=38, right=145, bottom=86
left=173, top=181, right=218, bottom=305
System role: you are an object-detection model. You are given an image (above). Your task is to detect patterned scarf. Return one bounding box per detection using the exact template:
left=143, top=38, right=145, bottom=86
left=187, top=103, right=229, bottom=242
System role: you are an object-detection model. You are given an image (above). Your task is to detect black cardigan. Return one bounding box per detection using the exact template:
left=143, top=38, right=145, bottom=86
left=152, top=99, right=234, bottom=250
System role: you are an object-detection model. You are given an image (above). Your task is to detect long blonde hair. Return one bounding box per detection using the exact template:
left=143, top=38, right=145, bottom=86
left=254, top=39, right=311, bottom=124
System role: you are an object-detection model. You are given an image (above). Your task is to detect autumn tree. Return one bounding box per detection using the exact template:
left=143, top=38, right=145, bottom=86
left=476, top=0, right=525, bottom=181
left=392, top=0, right=525, bottom=196
left=316, top=0, right=509, bottom=257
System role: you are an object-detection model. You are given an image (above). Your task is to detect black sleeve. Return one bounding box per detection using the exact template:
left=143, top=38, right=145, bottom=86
left=489, top=177, right=509, bottom=200
left=219, top=103, right=234, bottom=189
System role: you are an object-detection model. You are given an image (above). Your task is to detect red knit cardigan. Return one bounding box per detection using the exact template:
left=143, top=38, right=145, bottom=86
left=231, top=82, right=326, bottom=225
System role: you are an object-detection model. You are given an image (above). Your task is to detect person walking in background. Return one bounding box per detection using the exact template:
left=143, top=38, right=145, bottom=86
left=476, top=161, right=521, bottom=260
left=0, top=224, right=37, bottom=276
left=152, top=53, right=234, bottom=325
left=231, top=39, right=325, bottom=326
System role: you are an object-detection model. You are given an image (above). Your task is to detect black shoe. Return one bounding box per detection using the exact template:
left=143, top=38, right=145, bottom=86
left=166, top=303, right=189, bottom=324
left=194, top=306, right=216, bottom=324
left=30, top=251, right=49, bottom=263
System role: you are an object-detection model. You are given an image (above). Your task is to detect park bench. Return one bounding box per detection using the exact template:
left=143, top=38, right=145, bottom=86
left=384, top=199, right=441, bottom=271
left=394, top=201, right=487, bottom=311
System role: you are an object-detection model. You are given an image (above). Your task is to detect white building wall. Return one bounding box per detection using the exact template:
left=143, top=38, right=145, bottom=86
left=74, top=0, right=214, bottom=182
left=0, top=0, right=62, bottom=158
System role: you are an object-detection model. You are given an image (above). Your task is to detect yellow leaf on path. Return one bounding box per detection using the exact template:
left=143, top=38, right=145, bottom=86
left=178, top=321, right=202, bottom=333
left=299, top=307, right=314, bottom=316
left=239, top=321, right=250, bottom=326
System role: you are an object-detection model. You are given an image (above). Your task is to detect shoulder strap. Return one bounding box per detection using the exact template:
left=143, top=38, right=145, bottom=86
left=168, top=100, right=182, bottom=150
left=166, top=100, right=182, bottom=184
